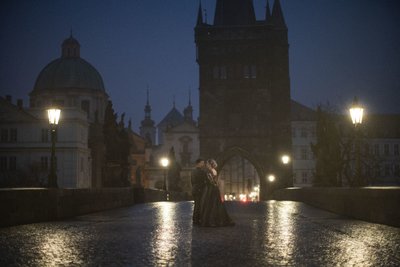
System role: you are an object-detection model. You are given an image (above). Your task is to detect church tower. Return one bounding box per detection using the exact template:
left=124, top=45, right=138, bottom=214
left=195, top=0, right=292, bottom=198
left=140, top=89, right=156, bottom=146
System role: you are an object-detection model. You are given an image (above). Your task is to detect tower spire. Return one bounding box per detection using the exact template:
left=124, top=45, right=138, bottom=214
left=265, top=0, right=271, bottom=23
left=144, top=87, right=152, bottom=120
left=196, top=2, right=203, bottom=26
left=271, top=0, right=287, bottom=28
left=188, top=88, right=192, bottom=106
left=184, top=89, right=194, bottom=124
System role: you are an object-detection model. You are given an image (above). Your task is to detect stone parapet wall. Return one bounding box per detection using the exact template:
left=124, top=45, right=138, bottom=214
left=0, top=188, right=134, bottom=227
left=0, top=187, right=191, bottom=228
left=272, top=187, right=400, bottom=228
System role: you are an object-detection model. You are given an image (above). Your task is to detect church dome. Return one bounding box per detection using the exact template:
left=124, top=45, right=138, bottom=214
left=32, top=35, right=105, bottom=92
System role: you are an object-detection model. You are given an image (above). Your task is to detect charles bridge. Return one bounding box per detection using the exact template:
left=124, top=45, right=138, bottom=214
left=1, top=187, right=399, bottom=266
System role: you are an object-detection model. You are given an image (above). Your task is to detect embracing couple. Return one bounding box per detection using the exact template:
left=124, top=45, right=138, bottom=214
left=191, top=158, right=235, bottom=227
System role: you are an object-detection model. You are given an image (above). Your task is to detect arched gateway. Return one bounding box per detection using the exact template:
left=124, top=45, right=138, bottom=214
left=195, top=0, right=292, bottom=199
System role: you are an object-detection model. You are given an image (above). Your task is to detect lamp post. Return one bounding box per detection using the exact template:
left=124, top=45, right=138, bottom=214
left=47, top=108, right=61, bottom=188
left=160, top=157, right=169, bottom=191
left=349, top=97, right=364, bottom=186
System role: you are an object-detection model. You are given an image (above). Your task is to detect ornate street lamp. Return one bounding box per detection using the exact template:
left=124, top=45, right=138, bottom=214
left=349, top=97, right=364, bottom=186
left=160, top=157, right=169, bottom=191
left=349, top=97, right=364, bottom=125
left=47, top=108, right=61, bottom=188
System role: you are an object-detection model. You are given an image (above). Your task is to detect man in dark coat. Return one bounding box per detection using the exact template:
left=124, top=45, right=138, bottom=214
left=191, top=158, right=207, bottom=225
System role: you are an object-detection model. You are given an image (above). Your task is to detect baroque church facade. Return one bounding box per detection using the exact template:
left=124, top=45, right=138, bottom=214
left=0, top=35, right=146, bottom=188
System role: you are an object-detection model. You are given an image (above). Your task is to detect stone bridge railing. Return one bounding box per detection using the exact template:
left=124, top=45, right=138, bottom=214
left=272, top=187, right=400, bottom=228
left=0, top=187, right=189, bottom=228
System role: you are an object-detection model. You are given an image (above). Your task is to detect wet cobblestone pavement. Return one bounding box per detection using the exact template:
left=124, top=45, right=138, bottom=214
left=1, top=200, right=399, bottom=266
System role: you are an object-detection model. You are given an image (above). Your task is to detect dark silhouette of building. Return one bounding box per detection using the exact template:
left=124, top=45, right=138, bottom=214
left=195, top=0, right=292, bottom=198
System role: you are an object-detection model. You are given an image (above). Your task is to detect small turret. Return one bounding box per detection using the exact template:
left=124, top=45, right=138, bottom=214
left=61, top=32, right=80, bottom=58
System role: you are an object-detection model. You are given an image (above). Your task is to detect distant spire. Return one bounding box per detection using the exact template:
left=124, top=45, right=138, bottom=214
left=70, top=28, right=73, bottom=38
left=146, top=85, right=150, bottom=105
left=144, top=87, right=152, bottom=120
left=173, top=95, right=176, bottom=108
left=196, top=2, right=203, bottom=26
left=265, top=0, right=271, bottom=23
left=271, top=0, right=287, bottom=28
left=204, top=8, right=207, bottom=24
left=184, top=89, right=194, bottom=124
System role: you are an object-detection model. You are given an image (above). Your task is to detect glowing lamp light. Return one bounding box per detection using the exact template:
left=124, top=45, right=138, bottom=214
left=268, top=174, right=276, bottom=182
left=281, top=155, right=290, bottom=165
left=349, top=97, right=364, bottom=125
left=160, top=158, right=169, bottom=168
left=47, top=108, right=61, bottom=125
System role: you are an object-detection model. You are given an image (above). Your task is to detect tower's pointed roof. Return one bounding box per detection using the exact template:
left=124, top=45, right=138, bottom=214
left=271, top=0, right=287, bottom=28
left=157, top=106, right=184, bottom=128
left=196, top=2, right=203, bottom=26
left=141, top=88, right=155, bottom=127
left=213, top=0, right=256, bottom=26
left=265, top=0, right=271, bottom=23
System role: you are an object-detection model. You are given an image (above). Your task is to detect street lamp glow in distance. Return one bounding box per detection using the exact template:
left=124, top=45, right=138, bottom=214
left=160, top=157, right=169, bottom=191
left=349, top=97, right=364, bottom=125
left=349, top=97, right=364, bottom=186
left=47, top=108, right=61, bottom=188
left=267, top=174, right=276, bottom=182
left=281, top=155, right=290, bottom=165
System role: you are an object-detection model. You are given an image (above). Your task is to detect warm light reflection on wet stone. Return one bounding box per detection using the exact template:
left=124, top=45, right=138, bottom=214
left=0, top=201, right=399, bottom=266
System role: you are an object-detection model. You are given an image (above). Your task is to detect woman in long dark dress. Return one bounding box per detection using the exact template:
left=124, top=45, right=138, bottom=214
left=199, top=159, right=234, bottom=227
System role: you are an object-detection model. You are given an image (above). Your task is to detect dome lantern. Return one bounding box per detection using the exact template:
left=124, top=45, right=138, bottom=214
left=62, top=34, right=80, bottom=58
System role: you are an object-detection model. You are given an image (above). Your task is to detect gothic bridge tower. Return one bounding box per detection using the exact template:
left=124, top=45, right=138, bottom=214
left=195, top=0, right=292, bottom=198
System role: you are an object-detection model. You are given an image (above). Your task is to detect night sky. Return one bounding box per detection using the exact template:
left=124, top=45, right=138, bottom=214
left=1, top=0, right=399, bottom=131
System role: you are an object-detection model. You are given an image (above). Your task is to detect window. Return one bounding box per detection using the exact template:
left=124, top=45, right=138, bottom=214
left=41, top=157, right=48, bottom=171
left=243, top=65, right=257, bottom=79
left=80, top=157, right=84, bottom=172
left=301, top=148, right=307, bottom=160
left=10, top=129, right=17, bottom=142
left=301, top=127, right=308, bottom=138
left=374, top=144, right=379, bottom=156
left=9, top=156, right=16, bottom=171
left=250, top=65, right=257, bottom=78
left=384, top=144, right=389, bottom=156
left=394, top=144, right=399, bottom=156
left=384, top=164, right=391, bottom=177
left=213, top=65, right=227, bottom=80
left=395, top=164, right=400, bottom=176
left=41, top=129, right=49, bottom=142
left=1, top=129, right=8, bottom=142
left=292, top=127, right=296, bottom=138
left=0, top=157, right=7, bottom=171
left=364, top=144, right=370, bottom=155
left=293, top=172, right=297, bottom=184
left=302, top=172, right=308, bottom=183
left=81, top=100, right=90, bottom=115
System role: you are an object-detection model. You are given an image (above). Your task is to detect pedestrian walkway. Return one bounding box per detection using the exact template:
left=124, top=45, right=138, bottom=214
left=1, top=201, right=399, bottom=266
